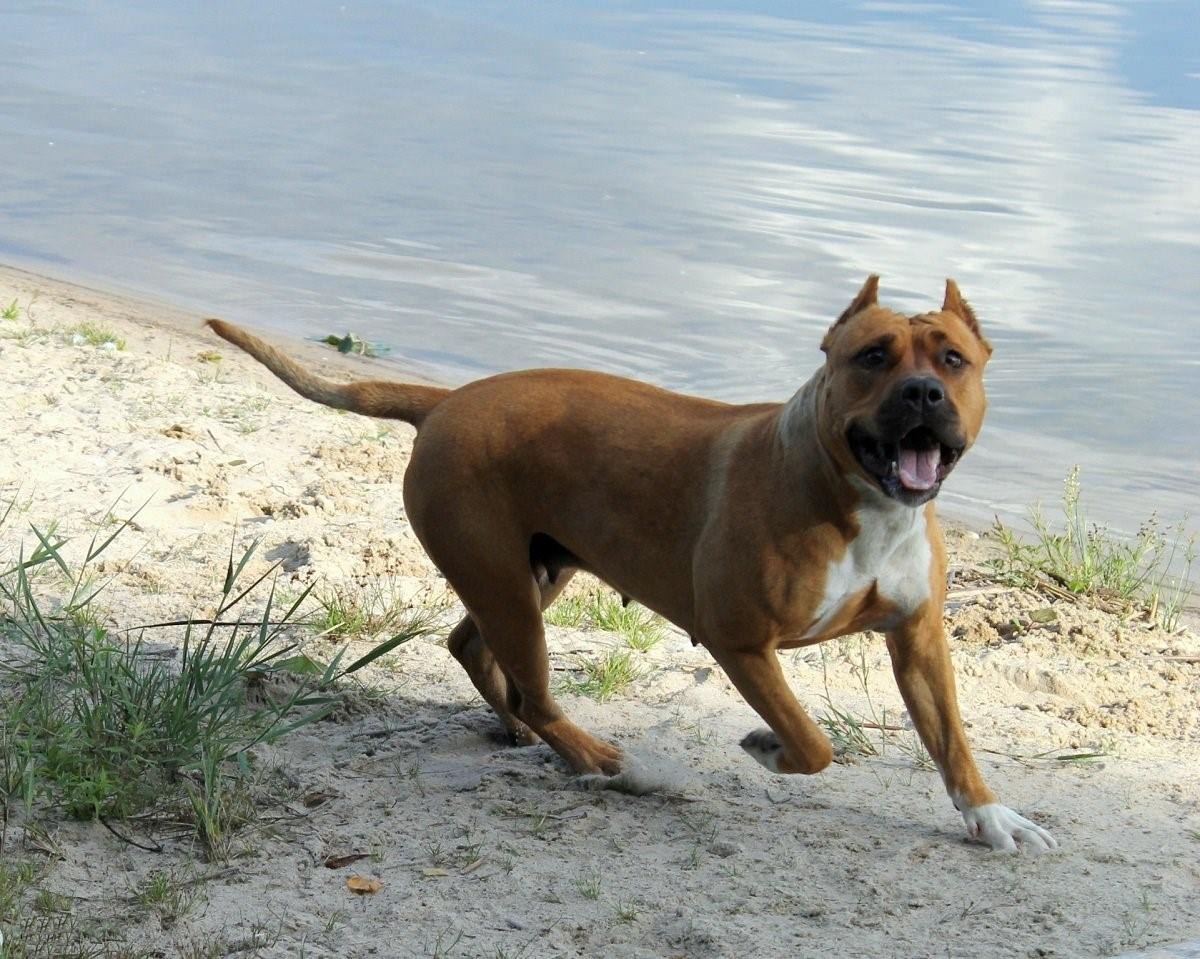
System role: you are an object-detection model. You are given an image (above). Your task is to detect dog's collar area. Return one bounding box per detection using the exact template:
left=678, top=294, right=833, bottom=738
left=846, top=424, right=962, bottom=506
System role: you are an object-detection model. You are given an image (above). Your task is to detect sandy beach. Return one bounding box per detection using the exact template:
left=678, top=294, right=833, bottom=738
left=0, top=263, right=1197, bottom=959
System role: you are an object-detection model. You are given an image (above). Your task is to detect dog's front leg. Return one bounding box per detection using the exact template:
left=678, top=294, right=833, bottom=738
left=712, top=646, right=835, bottom=775
left=885, top=609, right=1057, bottom=852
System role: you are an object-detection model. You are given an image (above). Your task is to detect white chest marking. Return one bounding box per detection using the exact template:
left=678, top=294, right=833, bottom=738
left=802, top=492, right=932, bottom=639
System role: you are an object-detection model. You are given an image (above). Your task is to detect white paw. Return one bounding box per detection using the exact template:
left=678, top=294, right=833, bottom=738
left=740, top=729, right=784, bottom=773
left=962, top=803, right=1057, bottom=853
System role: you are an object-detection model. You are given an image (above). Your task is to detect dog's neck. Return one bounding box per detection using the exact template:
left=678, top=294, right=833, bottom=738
left=772, top=371, right=926, bottom=531
left=773, top=372, right=857, bottom=516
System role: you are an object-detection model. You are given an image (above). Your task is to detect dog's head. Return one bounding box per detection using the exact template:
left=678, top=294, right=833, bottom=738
left=817, top=275, right=992, bottom=507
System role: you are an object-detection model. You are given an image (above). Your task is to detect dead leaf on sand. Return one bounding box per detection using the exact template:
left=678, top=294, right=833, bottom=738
left=301, top=789, right=338, bottom=808
left=346, top=875, right=383, bottom=895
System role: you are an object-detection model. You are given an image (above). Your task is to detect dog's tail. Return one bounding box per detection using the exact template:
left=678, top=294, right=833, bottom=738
left=204, top=319, right=451, bottom=427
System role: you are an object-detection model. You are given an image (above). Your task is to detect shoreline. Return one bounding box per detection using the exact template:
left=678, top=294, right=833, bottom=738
left=1, top=263, right=1199, bottom=957
left=0, top=260, right=994, bottom=536
left=0, top=261, right=444, bottom=389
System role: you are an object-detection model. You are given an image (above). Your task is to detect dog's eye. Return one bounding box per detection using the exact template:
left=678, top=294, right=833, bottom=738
left=855, top=346, right=888, bottom=370
left=943, top=349, right=966, bottom=370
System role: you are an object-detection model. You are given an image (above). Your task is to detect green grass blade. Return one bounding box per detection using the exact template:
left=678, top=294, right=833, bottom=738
left=222, top=537, right=261, bottom=597
left=85, top=493, right=150, bottom=563
left=342, top=631, right=420, bottom=674
left=28, top=524, right=70, bottom=578
left=222, top=560, right=282, bottom=616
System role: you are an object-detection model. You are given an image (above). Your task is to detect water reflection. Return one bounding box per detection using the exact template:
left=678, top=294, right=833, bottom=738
left=0, top=0, right=1196, bottom=531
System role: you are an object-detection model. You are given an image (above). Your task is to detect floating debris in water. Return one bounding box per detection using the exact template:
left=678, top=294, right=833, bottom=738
left=320, top=332, right=389, bottom=357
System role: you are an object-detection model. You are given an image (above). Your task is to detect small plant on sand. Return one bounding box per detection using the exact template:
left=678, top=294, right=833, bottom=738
left=211, top=395, right=271, bottom=434
left=64, top=321, right=125, bottom=350
left=546, top=588, right=664, bottom=651
left=0, top=499, right=342, bottom=855
left=134, top=868, right=198, bottom=923
left=310, top=589, right=372, bottom=639
left=0, top=323, right=40, bottom=345
left=428, top=927, right=464, bottom=959
left=305, top=584, right=446, bottom=686
left=575, top=870, right=602, bottom=900
left=990, top=466, right=1195, bottom=630
left=0, top=858, right=43, bottom=913
left=310, top=579, right=442, bottom=643
left=543, top=593, right=589, bottom=628
left=815, top=638, right=932, bottom=769
left=560, top=649, right=640, bottom=702
left=183, top=750, right=262, bottom=862
left=591, top=594, right=664, bottom=652
left=1, top=299, right=19, bottom=321
left=816, top=640, right=880, bottom=760
left=817, top=700, right=879, bottom=760
left=0, top=857, right=116, bottom=957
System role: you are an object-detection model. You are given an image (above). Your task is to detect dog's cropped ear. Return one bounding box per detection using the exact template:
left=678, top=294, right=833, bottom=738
left=840, top=274, right=880, bottom=323
left=942, top=279, right=993, bottom=355
left=821, top=275, right=880, bottom=352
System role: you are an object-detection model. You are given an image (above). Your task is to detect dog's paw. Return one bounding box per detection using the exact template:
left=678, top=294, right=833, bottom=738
left=962, top=803, right=1058, bottom=853
left=740, top=729, right=785, bottom=773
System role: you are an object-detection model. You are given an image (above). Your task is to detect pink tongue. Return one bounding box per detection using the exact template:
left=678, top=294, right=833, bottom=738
left=898, top=447, right=940, bottom=491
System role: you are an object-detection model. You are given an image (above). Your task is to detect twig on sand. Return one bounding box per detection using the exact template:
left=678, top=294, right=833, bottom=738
left=99, top=816, right=163, bottom=853
left=946, top=586, right=1018, bottom=600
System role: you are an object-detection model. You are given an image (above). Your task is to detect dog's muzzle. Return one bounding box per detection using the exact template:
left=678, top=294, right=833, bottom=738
left=846, top=377, right=966, bottom=506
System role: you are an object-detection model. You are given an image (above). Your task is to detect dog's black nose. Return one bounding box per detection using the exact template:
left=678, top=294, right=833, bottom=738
left=899, top=376, right=945, bottom=411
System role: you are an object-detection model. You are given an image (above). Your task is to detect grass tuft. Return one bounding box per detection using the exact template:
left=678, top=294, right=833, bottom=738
left=816, top=638, right=932, bottom=769
left=560, top=649, right=640, bottom=702
left=308, top=580, right=442, bottom=676
left=0, top=498, right=343, bottom=857
left=615, top=900, right=640, bottom=923
left=574, top=870, right=602, bottom=900
left=1, top=299, right=19, bottom=321
left=990, top=466, right=1195, bottom=630
left=208, top=396, right=271, bottom=434
left=310, top=580, right=438, bottom=639
left=0, top=857, right=118, bottom=957
left=546, top=588, right=664, bottom=651
left=65, top=321, right=125, bottom=351
left=135, top=869, right=198, bottom=923
left=816, top=701, right=879, bottom=760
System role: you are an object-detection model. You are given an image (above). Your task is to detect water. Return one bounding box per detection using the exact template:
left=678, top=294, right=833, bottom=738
left=2, top=1, right=1197, bottom=533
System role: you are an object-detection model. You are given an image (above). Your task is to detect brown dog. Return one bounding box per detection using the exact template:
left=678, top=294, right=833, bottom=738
left=207, top=276, right=1056, bottom=852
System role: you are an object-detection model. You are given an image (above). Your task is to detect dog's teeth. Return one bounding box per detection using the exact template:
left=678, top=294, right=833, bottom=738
left=887, top=461, right=898, bottom=477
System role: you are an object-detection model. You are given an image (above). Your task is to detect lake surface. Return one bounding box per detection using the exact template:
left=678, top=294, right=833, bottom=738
left=2, top=1, right=1197, bottom=534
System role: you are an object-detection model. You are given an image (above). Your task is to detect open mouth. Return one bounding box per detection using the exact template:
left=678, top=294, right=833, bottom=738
left=847, top=424, right=963, bottom=503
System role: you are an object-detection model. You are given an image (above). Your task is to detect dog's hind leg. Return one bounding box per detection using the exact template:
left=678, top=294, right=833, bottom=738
left=452, top=567, right=620, bottom=776
left=446, top=569, right=576, bottom=747
left=447, top=616, right=538, bottom=746
left=407, top=476, right=618, bottom=773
